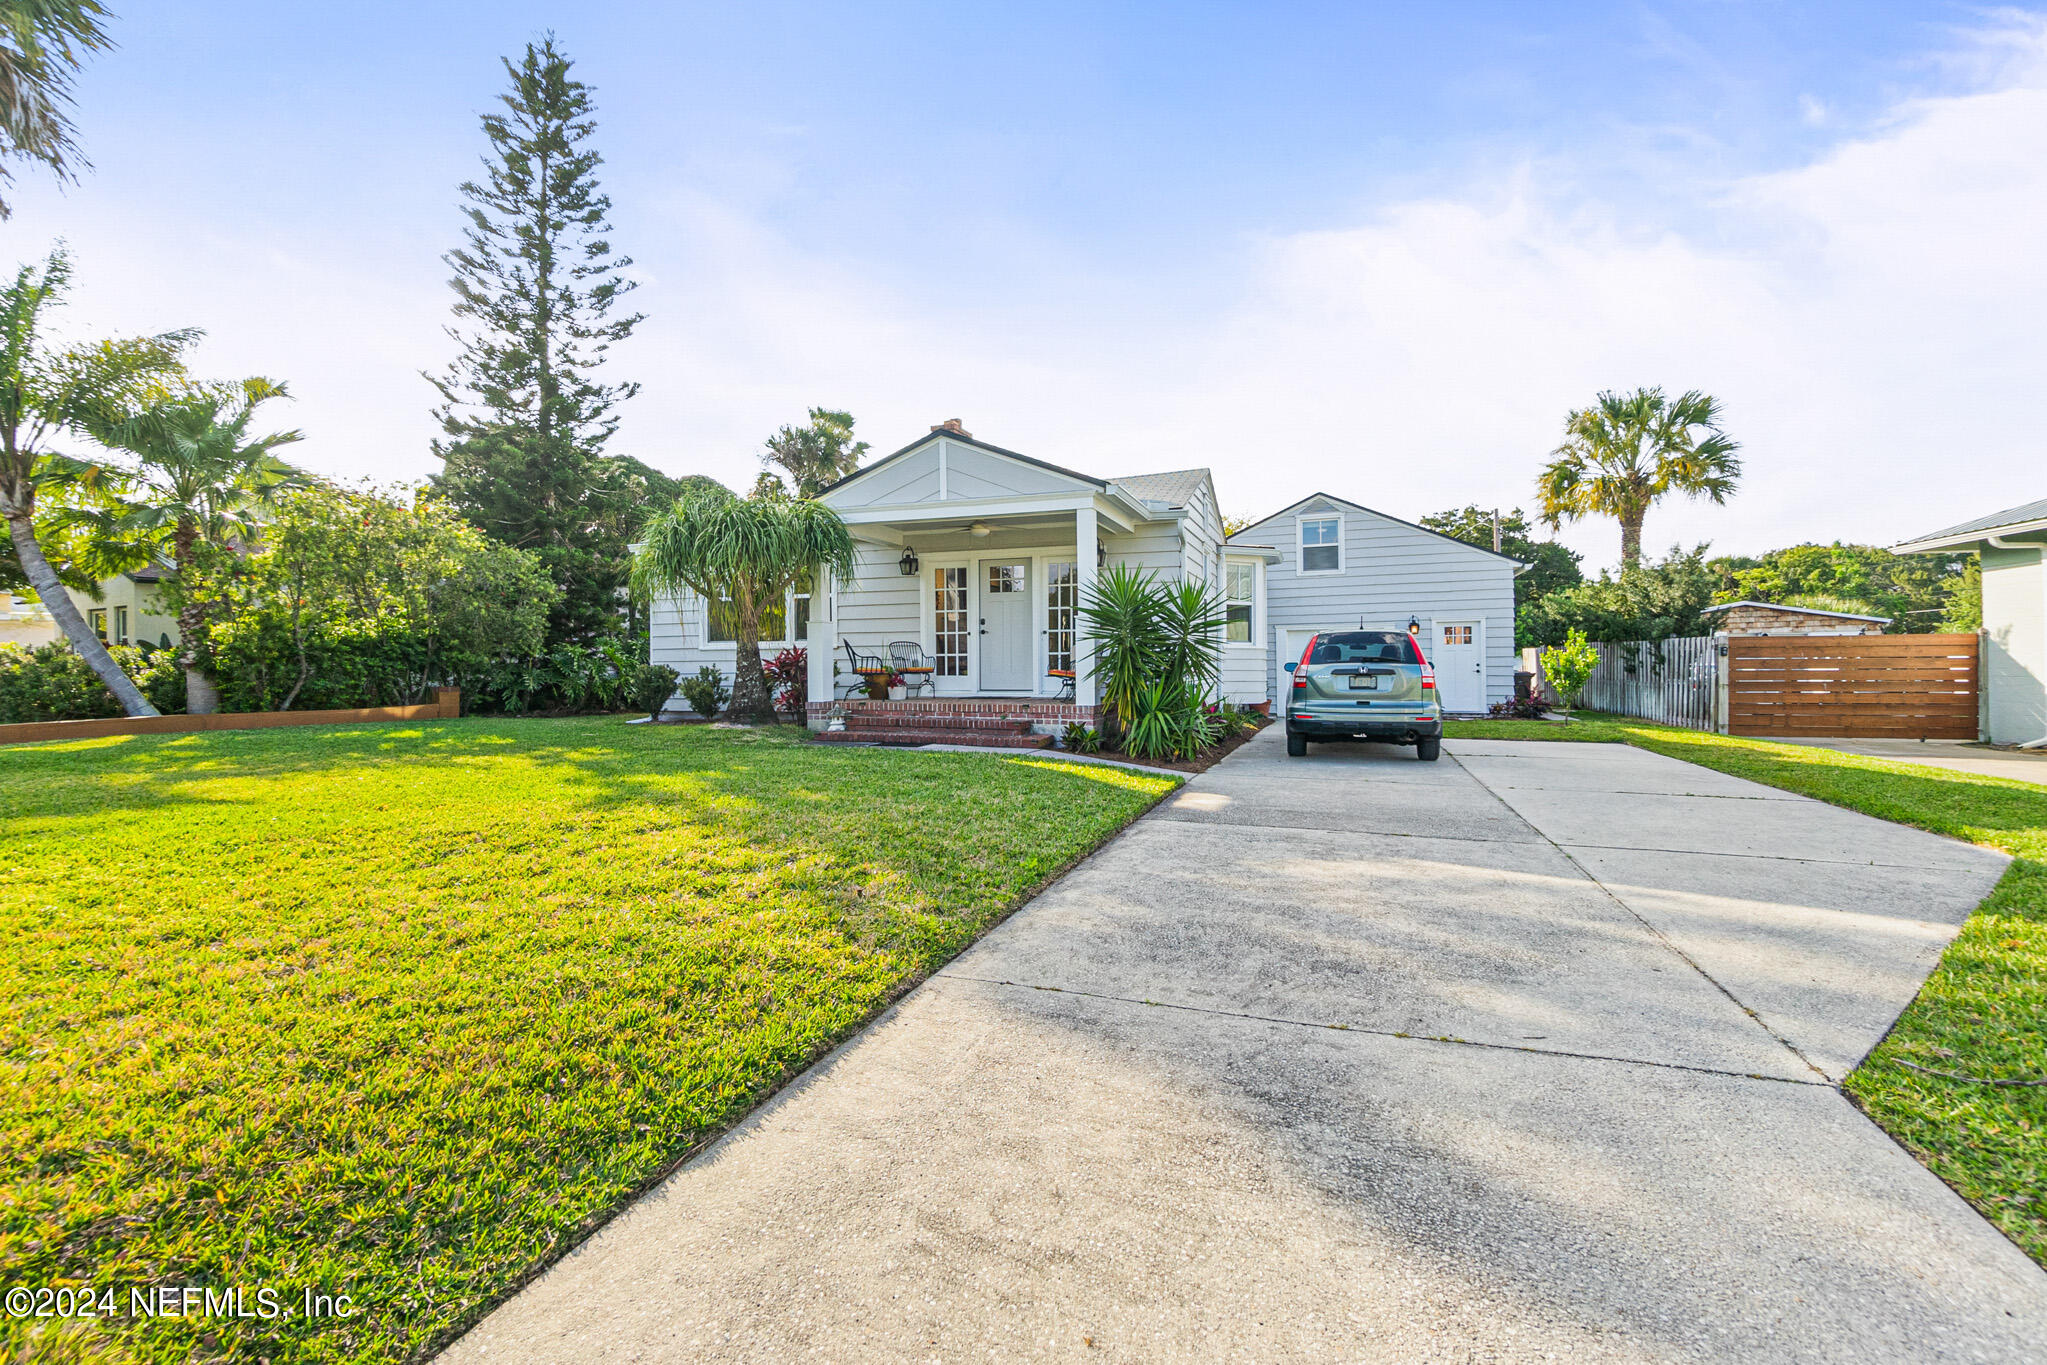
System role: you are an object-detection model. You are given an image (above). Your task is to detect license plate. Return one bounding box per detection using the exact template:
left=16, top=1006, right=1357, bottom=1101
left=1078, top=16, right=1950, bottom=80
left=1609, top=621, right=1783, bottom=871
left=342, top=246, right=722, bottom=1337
left=1347, top=674, right=1380, bottom=690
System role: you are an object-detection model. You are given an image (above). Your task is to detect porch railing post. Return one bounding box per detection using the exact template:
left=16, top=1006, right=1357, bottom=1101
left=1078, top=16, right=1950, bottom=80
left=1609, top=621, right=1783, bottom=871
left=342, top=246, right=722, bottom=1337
left=1075, top=504, right=1098, bottom=710
left=807, top=558, right=836, bottom=724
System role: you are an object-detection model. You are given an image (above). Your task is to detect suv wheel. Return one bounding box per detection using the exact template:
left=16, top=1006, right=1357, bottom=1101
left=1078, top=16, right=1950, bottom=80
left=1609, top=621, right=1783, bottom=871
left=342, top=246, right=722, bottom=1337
left=1416, top=737, right=1441, bottom=762
left=1286, top=730, right=1308, bottom=757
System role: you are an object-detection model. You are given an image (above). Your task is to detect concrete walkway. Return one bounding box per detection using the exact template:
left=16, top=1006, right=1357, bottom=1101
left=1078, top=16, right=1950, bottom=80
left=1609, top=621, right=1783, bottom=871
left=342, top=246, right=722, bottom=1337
left=1780, top=736, right=2047, bottom=788
left=445, top=728, right=2045, bottom=1363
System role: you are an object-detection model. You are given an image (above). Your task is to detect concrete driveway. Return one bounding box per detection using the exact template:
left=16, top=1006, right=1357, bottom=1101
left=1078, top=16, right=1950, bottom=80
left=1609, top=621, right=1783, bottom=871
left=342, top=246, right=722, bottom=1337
left=445, top=727, right=2045, bottom=1363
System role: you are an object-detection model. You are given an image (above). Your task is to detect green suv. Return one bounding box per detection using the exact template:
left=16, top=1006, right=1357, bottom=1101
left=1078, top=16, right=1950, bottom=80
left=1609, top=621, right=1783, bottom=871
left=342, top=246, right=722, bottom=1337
left=1283, top=629, right=1442, bottom=760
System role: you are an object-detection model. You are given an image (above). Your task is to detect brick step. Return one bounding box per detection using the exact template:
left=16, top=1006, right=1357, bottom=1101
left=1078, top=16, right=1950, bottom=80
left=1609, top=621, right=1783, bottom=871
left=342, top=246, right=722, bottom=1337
left=844, top=713, right=1035, bottom=733
left=816, top=728, right=1054, bottom=749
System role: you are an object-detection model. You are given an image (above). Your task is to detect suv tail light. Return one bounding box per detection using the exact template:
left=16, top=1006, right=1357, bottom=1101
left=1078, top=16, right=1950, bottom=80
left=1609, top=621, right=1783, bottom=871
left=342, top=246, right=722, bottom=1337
left=1292, top=634, right=1318, bottom=688
left=1408, top=633, right=1436, bottom=690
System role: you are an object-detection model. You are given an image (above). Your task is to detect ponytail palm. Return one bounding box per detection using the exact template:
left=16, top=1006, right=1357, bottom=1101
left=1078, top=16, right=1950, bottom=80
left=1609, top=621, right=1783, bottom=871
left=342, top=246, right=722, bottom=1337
left=1537, top=387, right=1740, bottom=571
left=632, top=487, right=854, bottom=722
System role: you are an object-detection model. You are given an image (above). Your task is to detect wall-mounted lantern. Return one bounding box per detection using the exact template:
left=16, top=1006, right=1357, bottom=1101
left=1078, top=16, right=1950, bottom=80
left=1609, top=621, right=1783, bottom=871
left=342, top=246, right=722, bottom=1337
left=1407, top=616, right=1421, bottom=636
left=1096, top=540, right=1108, bottom=569
left=899, top=546, right=919, bottom=576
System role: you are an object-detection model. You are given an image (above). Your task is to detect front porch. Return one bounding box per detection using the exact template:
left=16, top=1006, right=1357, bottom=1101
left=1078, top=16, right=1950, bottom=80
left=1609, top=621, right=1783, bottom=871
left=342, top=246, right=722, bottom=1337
left=804, top=503, right=1141, bottom=726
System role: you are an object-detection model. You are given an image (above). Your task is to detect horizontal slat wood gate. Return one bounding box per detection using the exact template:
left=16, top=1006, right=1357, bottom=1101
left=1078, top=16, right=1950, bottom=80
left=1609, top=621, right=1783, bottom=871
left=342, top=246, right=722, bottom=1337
left=1727, top=634, right=1979, bottom=739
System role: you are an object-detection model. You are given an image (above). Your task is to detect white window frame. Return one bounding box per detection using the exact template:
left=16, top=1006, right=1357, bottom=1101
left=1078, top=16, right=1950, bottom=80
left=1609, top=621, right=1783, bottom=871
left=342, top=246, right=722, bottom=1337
left=1224, top=559, right=1259, bottom=648
left=1297, top=513, right=1343, bottom=575
left=697, top=585, right=809, bottom=649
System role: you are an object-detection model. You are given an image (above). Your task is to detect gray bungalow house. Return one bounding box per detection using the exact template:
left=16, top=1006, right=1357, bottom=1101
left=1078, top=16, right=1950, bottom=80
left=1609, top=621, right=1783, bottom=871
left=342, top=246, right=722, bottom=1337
left=1898, top=497, right=2047, bottom=746
left=649, top=423, right=1521, bottom=736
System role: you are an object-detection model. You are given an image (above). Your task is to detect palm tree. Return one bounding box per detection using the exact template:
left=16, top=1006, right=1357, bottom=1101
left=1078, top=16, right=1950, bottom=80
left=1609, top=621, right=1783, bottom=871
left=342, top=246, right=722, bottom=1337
left=761, top=408, right=869, bottom=498
left=77, top=378, right=307, bottom=713
left=1536, top=387, right=1740, bottom=571
left=0, top=247, right=193, bottom=716
left=632, top=486, right=855, bottom=722
left=0, top=0, right=115, bottom=217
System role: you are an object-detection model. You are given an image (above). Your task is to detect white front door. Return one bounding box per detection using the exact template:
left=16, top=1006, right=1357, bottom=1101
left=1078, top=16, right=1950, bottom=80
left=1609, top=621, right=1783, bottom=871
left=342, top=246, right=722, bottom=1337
left=1433, top=619, right=1485, bottom=713
left=978, top=560, right=1034, bottom=692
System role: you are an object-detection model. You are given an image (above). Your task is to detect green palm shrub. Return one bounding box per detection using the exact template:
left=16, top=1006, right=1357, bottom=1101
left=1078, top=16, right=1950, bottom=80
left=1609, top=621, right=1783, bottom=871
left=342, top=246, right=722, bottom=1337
left=1075, top=564, right=1161, bottom=729
left=1077, top=566, right=1229, bottom=756
left=1072, top=564, right=1228, bottom=757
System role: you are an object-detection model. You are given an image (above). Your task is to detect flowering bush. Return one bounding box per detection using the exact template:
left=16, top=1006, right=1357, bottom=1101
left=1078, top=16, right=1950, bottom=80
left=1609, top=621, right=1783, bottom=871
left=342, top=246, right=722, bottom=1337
left=766, top=647, right=808, bottom=719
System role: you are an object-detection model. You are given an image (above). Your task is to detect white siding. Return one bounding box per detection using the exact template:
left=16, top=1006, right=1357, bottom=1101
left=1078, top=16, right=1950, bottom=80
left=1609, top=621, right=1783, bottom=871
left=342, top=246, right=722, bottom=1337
left=830, top=445, right=943, bottom=508
left=1983, top=544, right=2047, bottom=744
left=1236, top=496, right=1517, bottom=711
left=1220, top=555, right=1269, bottom=705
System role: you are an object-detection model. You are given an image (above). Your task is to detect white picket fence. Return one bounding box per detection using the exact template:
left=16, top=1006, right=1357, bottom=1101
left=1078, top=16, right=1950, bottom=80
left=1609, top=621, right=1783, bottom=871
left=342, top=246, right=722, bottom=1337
left=1576, top=636, right=1718, bottom=731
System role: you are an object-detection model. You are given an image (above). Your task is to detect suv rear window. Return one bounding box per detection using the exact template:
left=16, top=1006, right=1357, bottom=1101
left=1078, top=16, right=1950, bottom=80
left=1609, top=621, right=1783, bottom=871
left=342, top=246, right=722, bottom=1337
left=1308, top=631, right=1414, bottom=665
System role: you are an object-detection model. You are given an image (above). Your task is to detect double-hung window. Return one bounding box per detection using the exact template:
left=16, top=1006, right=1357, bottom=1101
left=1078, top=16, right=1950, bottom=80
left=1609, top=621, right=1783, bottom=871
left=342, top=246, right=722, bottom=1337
left=1225, top=563, right=1255, bottom=643
left=703, top=586, right=809, bottom=645
left=1299, top=516, right=1341, bottom=573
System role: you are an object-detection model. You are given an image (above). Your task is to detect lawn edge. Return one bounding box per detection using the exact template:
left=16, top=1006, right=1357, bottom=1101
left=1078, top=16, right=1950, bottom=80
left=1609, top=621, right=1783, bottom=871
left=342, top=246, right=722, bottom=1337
left=420, top=757, right=1184, bottom=1360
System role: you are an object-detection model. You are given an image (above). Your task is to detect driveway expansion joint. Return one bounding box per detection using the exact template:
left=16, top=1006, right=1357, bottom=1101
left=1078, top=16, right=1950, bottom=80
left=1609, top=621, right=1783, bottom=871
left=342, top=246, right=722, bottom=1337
left=933, top=970, right=1834, bottom=1088
left=1447, top=751, right=1836, bottom=1084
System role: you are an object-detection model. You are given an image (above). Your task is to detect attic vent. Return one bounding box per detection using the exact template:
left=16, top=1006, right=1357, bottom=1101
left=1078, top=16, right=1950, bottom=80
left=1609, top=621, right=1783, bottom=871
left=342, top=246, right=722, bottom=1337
left=930, top=418, right=972, bottom=439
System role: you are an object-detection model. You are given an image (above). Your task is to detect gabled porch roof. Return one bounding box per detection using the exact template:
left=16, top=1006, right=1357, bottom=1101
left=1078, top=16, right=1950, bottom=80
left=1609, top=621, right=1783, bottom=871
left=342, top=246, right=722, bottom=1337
left=820, top=426, right=1164, bottom=539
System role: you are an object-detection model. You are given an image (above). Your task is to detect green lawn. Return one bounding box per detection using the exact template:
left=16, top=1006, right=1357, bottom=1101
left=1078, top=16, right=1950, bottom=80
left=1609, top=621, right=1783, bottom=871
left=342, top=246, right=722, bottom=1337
left=0, top=720, right=1176, bottom=1365
left=1444, top=713, right=2047, bottom=1264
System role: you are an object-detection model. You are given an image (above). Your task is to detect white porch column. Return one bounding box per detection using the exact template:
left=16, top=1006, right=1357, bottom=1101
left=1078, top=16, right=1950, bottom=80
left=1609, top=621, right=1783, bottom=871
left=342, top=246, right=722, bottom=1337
left=807, top=560, right=836, bottom=723
left=1074, top=505, right=1098, bottom=709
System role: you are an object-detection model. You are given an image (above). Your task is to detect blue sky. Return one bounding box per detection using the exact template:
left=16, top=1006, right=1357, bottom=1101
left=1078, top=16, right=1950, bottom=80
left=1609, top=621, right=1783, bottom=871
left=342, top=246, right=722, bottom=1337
left=16, top=2, right=2047, bottom=569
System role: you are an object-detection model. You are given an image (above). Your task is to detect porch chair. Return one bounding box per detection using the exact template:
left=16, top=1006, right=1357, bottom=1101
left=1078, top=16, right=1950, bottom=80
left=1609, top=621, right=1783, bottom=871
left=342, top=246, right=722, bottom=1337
left=840, top=639, right=891, bottom=699
left=1047, top=668, right=1076, bottom=701
left=888, top=641, right=937, bottom=697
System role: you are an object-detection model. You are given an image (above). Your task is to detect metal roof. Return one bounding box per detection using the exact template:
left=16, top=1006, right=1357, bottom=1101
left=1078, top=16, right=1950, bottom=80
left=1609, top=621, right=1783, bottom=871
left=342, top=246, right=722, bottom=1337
left=1701, top=600, right=1890, bottom=624
left=1897, top=496, right=2047, bottom=551
left=1107, top=468, right=1210, bottom=508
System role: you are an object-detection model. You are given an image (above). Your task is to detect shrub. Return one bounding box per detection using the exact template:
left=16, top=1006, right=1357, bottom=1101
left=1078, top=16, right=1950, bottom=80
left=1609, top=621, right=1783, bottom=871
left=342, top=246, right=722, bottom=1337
left=631, top=663, right=680, bottom=720
left=0, top=641, right=186, bottom=723
left=1516, top=546, right=1715, bottom=647
left=202, top=484, right=558, bottom=712
left=1121, top=679, right=1218, bottom=762
left=1488, top=694, right=1552, bottom=720
left=1539, top=629, right=1600, bottom=713
left=1077, top=565, right=1228, bottom=750
left=765, top=647, right=808, bottom=719
left=679, top=664, right=729, bottom=719
left=1061, top=721, right=1101, bottom=754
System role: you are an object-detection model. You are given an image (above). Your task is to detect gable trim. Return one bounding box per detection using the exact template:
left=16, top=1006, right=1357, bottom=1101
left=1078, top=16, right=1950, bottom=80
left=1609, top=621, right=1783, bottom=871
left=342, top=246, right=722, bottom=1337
left=817, top=429, right=1108, bottom=503
left=1230, top=490, right=1525, bottom=566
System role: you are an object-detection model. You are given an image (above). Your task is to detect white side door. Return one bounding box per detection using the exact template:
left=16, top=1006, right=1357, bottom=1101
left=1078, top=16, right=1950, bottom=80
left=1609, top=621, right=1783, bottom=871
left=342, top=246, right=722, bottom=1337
left=1433, top=619, right=1485, bottom=713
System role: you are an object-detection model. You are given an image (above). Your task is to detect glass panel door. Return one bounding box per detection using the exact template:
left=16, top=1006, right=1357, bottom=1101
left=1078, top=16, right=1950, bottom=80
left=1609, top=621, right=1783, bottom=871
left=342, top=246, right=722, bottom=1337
left=1046, top=562, right=1076, bottom=673
left=933, top=567, right=968, bottom=676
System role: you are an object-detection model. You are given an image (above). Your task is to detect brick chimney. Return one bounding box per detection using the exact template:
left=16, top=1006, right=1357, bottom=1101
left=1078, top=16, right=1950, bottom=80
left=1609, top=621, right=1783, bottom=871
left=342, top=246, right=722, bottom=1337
left=930, top=418, right=972, bottom=439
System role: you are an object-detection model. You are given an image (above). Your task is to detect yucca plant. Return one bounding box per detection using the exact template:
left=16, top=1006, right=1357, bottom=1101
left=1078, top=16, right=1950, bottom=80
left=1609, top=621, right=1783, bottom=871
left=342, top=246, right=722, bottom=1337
left=1120, top=678, right=1219, bottom=761
left=1154, top=578, right=1226, bottom=694
left=1075, top=563, right=1162, bottom=734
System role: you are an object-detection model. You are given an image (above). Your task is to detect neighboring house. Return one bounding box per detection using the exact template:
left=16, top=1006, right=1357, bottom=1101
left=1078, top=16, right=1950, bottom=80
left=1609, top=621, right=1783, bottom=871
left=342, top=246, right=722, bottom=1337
left=1228, top=493, right=1522, bottom=714
left=649, top=423, right=1521, bottom=727
left=0, top=566, right=180, bottom=651
left=1701, top=601, right=1888, bottom=636
left=1898, top=498, right=2046, bottom=746
left=0, top=591, right=58, bottom=645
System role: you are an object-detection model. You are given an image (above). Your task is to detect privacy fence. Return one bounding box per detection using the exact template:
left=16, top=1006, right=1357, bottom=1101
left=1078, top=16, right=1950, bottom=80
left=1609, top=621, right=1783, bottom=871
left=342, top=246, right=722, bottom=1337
left=1725, top=634, right=1979, bottom=740
left=1578, top=636, right=1719, bottom=731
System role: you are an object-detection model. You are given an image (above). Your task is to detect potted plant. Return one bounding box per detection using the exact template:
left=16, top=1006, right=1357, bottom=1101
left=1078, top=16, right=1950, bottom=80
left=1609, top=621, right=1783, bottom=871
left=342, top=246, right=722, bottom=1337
left=885, top=670, right=908, bottom=701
